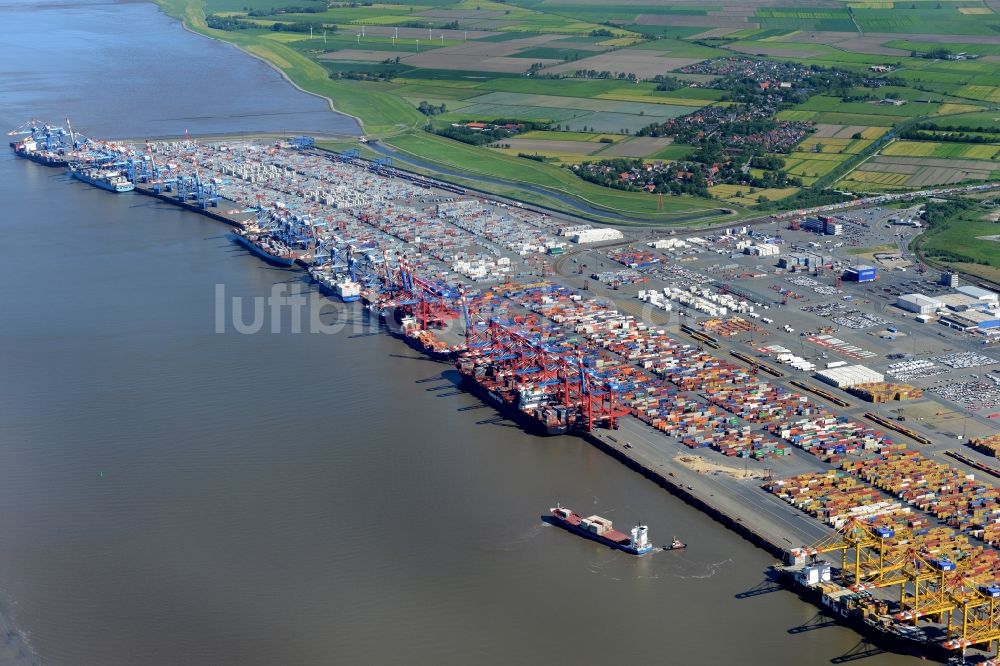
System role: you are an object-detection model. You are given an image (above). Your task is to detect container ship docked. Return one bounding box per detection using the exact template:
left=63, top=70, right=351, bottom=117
left=231, top=207, right=312, bottom=267
left=308, top=242, right=364, bottom=302
left=547, top=505, right=653, bottom=555
left=309, top=266, right=362, bottom=302
left=774, top=559, right=955, bottom=662
left=456, top=354, right=577, bottom=435
left=12, top=136, right=70, bottom=166
left=398, top=315, right=459, bottom=361
left=231, top=228, right=298, bottom=267
left=8, top=119, right=91, bottom=167
left=69, top=163, right=134, bottom=193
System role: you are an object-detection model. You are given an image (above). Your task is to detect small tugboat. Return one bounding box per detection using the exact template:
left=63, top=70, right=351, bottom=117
left=665, top=537, right=686, bottom=551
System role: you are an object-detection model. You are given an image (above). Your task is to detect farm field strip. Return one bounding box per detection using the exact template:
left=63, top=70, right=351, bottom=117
left=881, top=140, right=1000, bottom=160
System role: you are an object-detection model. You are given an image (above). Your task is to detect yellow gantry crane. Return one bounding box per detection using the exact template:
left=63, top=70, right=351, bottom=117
left=792, top=517, right=884, bottom=585
left=944, top=587, right=1000, bottom=658
left=794, top=519, right=1000, bottom=658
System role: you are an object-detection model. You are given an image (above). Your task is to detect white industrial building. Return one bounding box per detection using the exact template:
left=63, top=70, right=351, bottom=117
left=957, top=285, right=999, bottom=307
left=936, top=293, right=987, bottom=312
left=648, top=238, right=688, bottom=250
left=896, top=293, right=942, bottom=315
left=815, top=364, right=884, bottom=389
left=571, top=228, right=624, bottom=244
left=745, top=243, right=780, bottom=257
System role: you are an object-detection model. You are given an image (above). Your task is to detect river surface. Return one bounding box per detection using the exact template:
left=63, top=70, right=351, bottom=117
left=0, top=1, right=924, bottom=664
left=0, top=0, right=359, bottom=138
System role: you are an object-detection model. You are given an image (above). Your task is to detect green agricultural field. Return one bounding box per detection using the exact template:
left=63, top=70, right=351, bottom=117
left=882, top=140, right=1000, bottom=160
left=754, top=8, right=855, bottom=32
left=922, top=112, right=1000, bottom=131
left=913, top=203, right=1000, bottom=281
left=886, top=39, right=1000, bottom=58
left=709, top=184, right=800, bottom=206
left=954, top=85, right=1000, bottom=104
left=794, top=96, right=938, bottom=118
left=516, top=130, right=621, bottom=142
left=841, top=171, right=913, bottom=189
left=894, top=61, right=1000, bottom=88
left=649, top=144, right=695, bottom=161
left=438, top=90, right=695, bottom=133
left=775, top=110, right=818, bottom=122
left=853, top=6, right=1000, bottom=35
left=477, top=78, right=635, bottom=98
left=796, top=137, right=875, bottom=156
left=205, top=0, right=324, bottom=12
left=809, top=112, right=914, bottom=127
left=783, top=153, right=851, bottom=186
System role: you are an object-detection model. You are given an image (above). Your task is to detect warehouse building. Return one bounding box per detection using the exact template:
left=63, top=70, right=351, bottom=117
left=779, top=252, right=832, bottom=269
left=843, top=264, right=877, bottom=282
left=815, top=364, right=885, bottom=389
left=896, top=293, right=943, bottom=315
left=802, top=217, right=843, bottom=236
left=648, top=238, right=688, bottom=250
left=745, top=243, right=780, bottom=257
left=957, top=285, right=999, bottom=308
left=936, top=293, right=988, bottom=312
left=570, top=228, right=624, bottom=244
left=939, top=309, right=1000, bottom=332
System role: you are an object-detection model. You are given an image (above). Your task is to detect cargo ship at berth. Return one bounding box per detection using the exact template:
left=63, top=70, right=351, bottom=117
left=398, top=315, right=457, bottom=361
left=547, top=505, right=653, bottom=555
left=309, top=243, right=363, bottom=302
left=9, top=118, right=91, bottom=167
left=69, top=164, right=134, bottom=193
left=456, top=356, right=575, bottom=435
left=12, top=138, right=69, bottom=166
left=231, top=228, right=297, bottom=267
left=312, top=271, right=361, bottom=303
left=773, top=561, right=954, bottom=662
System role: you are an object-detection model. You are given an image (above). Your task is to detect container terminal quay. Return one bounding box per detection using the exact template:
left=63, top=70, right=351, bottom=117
left=13, top=120, right=1000, bottom=663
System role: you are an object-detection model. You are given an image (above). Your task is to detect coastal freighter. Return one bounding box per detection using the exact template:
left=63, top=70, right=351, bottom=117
left=69, top=164, right=134, bottom=193
left=547, top=505, right=653, bottom=555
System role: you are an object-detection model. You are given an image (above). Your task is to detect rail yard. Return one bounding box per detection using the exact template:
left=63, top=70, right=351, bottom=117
left=12, top=120, right=1000, bottom=663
